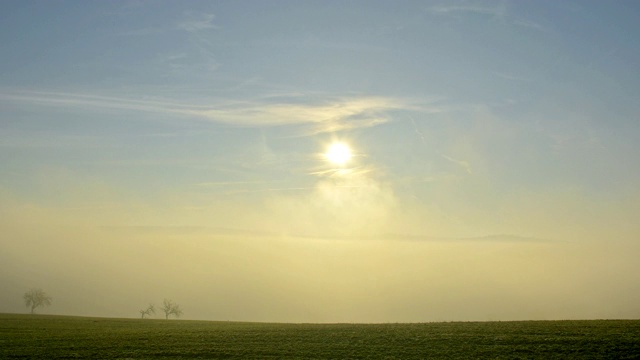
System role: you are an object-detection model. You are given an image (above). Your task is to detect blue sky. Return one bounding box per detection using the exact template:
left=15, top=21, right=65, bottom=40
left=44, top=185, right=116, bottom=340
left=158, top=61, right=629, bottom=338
left=1, top=0, right=639, bottom=322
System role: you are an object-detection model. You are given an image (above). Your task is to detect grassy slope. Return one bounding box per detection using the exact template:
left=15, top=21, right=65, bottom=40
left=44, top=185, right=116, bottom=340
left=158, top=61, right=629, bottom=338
left=0, top=313, right=639, bottom=359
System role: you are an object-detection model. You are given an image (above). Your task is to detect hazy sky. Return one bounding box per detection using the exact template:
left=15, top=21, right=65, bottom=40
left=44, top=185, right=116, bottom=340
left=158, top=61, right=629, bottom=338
left=1, top=0, right=639, bottom=322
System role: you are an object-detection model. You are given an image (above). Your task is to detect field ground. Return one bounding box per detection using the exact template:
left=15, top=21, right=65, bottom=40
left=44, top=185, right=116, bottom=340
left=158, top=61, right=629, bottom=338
left=1, top=313, right=639, bottom=359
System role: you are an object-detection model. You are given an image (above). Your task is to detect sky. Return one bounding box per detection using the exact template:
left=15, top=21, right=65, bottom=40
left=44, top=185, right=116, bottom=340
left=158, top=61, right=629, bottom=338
left=1, top=0, right=639, bottom=323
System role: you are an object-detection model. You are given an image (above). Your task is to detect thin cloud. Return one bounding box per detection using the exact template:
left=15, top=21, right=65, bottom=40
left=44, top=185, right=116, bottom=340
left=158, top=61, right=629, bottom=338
left=194, top=181, right=269, bottom=187
left=441, top=154, right=473, bottom=175
left=296, top=233, right=555, bottom=243
left=0, top=90, right=196, bottom=114
left=465, top=234, right=556, bottom=242
left=177, top=12, right=217, bottom=33
left=428, top=2, right=546, bottom=31
left=428, top=3, right=507, bottom=18
left=309, top=165, right=377, bottom=179
left=512, top=19, right=547, bottom=32
left=493, top=72, right=533, bottom=82
left=410, top=116, right=427, bottom=145
left=210, top=187, right=316, bottom=196
left=0, top=132, right=118, bottom=149
left=0, top=90, right=424, bottom=133
left=189, top=97, right=417, bottom=131
left=118, top=27, right=165, bottom=36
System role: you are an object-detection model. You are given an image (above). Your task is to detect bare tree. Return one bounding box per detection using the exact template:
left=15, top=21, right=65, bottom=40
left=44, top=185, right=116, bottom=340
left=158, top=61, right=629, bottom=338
left=139, top=303, right=155, bottom=319
left=161, top=299, right=183, bottom=319
left=23, top=289, right=52, bottom=314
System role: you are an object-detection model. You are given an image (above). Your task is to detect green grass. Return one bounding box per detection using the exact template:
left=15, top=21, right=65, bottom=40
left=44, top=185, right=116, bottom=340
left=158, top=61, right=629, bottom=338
left=1, top=313, right=639, bottom=359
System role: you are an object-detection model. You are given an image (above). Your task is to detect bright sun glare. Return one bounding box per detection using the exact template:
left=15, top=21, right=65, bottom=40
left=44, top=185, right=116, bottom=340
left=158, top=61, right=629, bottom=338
left=325, top=142, right=352, bottom=166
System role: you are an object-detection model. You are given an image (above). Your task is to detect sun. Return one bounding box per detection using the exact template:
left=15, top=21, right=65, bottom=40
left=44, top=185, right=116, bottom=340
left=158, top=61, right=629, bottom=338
left=325, top=142, right=352, bottom=166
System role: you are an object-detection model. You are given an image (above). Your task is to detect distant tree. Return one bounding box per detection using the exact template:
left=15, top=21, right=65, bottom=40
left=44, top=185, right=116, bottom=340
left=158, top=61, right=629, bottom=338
left=139, top=303, right=155, bottom=319
left=23, top=289, right=52, bottom=314
left=161, top=299, right=183, bottom=319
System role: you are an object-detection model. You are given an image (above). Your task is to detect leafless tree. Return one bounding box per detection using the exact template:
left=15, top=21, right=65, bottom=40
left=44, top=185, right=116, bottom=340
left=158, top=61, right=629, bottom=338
left=161, top=299, right=183, bottom=319
left=139, top=303, right=155, bottom=319
left=23, top=289, right=52, bottom=314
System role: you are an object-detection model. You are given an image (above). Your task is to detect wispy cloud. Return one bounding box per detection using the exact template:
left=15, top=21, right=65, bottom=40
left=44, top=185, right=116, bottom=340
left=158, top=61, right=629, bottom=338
left=118, top=27, right=165, bottom=36
left=173, top=12, right=221, bottom=78
left=428, top=3, right=507, bottom=18
left=376, top=233, right=554, bottom=243
left=189, top=96, right=423, bottom=132
left=191, top=182, right=319, bottom=195
left=114, top=10, right=217, bottom=36
left=0, top=90, right=430, bottom=133
left=512, top=19, right=547, bottom=31
left=0, top=132, right=118, bottom=149
left=493, top=72, right=533, bottom=82
left=441, top=154, right=473, bottom=175
left=0, top=90, right=192, bottom=115
left=177, top=12, right=217, bottom=33
left=194, top=181, right=269, bottom=187
left=428, top=2, right=546, bottom=31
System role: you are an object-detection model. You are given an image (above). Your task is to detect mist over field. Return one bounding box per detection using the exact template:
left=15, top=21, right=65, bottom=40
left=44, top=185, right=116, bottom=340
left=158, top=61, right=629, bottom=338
left=1, top=0, right=640, bottom=323
left=2, top=190, right=639, bottom=322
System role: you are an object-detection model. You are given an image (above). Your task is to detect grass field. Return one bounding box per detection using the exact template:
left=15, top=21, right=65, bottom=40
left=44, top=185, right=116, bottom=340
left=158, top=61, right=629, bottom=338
left=1, top=313, right=639, bottom=359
